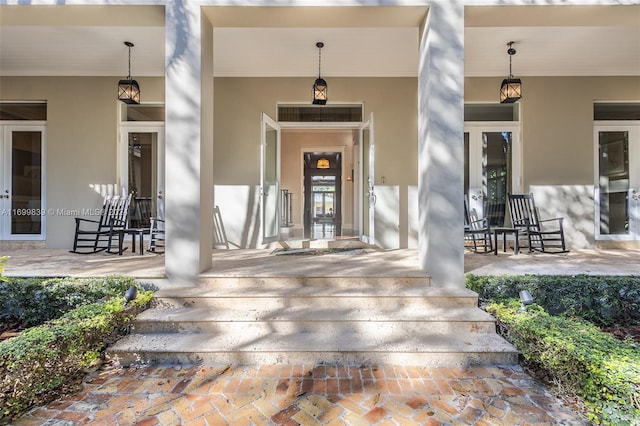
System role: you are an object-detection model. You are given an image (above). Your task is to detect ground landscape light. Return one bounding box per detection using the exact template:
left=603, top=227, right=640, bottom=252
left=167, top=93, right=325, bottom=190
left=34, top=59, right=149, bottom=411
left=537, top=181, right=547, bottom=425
left=118, top=41, right=141, bottom=105
left=519, top=290, right=534, bottom=311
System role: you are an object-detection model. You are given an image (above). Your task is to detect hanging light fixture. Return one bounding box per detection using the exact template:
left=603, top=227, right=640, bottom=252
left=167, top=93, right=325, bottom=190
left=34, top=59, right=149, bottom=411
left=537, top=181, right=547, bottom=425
left=118, top=41, right=141, bottom=104
left=317, top=158, right=330, bottom=169
left=500, top=41, right=522, bottom=104
left=312, top=42, right=327, bottom=105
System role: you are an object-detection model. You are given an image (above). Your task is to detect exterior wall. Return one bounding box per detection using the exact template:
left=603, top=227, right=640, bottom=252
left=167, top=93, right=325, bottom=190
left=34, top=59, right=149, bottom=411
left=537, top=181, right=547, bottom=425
left=0, top=76, right=165, bottom=249
left=213, top=77, right=418, bottom=249
left=465, top=76, right=640, bottom=249
left=4, top=74, right=636, bottom=252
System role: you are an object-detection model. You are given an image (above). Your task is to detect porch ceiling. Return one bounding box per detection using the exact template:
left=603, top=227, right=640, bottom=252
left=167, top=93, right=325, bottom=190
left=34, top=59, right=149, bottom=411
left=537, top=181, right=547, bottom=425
left=0, top=5, right=638, bottom=78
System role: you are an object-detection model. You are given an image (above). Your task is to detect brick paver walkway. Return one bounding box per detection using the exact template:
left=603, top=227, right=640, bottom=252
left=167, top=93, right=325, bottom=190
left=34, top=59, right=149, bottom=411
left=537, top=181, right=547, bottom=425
left=13, top=363, right=587, bottom=425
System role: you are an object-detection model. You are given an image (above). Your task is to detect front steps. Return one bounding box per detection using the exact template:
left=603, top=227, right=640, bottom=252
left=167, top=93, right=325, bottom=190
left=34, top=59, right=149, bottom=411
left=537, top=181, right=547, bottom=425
left=107, top=275, right=517, bottom=366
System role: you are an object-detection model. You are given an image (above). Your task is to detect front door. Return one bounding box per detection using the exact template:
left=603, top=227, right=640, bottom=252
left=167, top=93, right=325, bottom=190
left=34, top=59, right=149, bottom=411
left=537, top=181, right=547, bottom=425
left=0, top=125, right=46, bottom=240
left=120, top=125, right=165, bottom=227
left=595, top=124, right=640, bottom=241
left=464, top=124, right=520, bottom=226
left=303, top=152, right=342, bottom=239
left=261, top=113, right=281, bottom=244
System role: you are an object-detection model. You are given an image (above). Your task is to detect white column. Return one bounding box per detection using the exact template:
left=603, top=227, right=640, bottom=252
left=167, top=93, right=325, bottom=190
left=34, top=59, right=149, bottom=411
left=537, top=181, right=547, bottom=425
left=418, top=1, right=465, bottom=287
left=165, top=0, right=214, bottom=283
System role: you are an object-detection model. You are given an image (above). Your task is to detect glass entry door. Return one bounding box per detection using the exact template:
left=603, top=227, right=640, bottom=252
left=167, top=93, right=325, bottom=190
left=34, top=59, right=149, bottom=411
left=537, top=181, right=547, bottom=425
left=120, top=125, right=165, bottom=227
left=595, top=125, right=640, bottom=240
left=0, top=125, right=46, bottom=240
left=261, top=113, right=280, bottom=244
left=464, top=124, right=520, bottom=226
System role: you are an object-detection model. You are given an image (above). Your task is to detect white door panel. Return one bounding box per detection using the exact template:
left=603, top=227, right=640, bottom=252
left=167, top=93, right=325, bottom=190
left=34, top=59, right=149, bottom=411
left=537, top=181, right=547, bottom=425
left=594, top=124, right=640, bottom=241
left=261, top=113, right=281, bottom=244
left=0, top=125, right=46, bottom=240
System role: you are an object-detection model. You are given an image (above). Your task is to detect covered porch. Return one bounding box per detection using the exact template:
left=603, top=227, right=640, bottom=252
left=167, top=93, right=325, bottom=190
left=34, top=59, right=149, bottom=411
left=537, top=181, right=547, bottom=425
left=3, top=247, right=639, bottom=279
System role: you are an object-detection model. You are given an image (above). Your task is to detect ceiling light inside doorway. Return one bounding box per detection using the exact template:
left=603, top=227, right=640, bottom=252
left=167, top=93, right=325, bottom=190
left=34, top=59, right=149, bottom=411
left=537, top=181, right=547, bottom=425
left=118, top=41, right=141, bottom=105
left=317, top=158, right=330, bottom=169
left=500, top=41, right=522, bottom=104
left=312, top=42, right=327, bottom=105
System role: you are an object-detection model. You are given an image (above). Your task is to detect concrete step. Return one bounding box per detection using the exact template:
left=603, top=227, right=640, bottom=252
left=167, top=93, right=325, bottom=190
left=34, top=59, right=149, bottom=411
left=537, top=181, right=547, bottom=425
left=154, top=295, right=479, bottom=311
left=107, top=330, right=518, bottom=366
left=275, top=239, right=371, bottom=250
left=131, top=306, right=498, bottom=334
left=155, top=276, right=434, bottom=295
left=113, top=275, right=518, bottom=367
left=152, top=282, right=479, bottom=310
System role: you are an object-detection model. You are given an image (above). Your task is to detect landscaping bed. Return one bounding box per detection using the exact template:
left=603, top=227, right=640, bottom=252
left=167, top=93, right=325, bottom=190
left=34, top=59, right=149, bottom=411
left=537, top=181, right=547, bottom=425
left=0, top=276, right=154, bottom=423
left=467, top=274, right=640, bottom=426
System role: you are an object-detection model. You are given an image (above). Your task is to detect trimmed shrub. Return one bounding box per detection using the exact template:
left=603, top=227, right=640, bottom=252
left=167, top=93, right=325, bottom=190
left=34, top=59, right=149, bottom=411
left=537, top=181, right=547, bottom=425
left=466, top=274, right=640, bottom=327
left=487, top=301, right=640, bottom=426
left=0, top=289, right=153, bottom=421
left=0, top=277, right=155, bottom=421
left=0, top=276, right=139, bottom=327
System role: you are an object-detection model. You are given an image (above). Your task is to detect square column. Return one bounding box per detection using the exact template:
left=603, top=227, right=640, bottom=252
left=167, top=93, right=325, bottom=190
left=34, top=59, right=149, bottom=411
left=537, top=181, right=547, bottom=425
left=417, top=2, right=465, bottom=287
left=165, top=0, right=214, bottom=283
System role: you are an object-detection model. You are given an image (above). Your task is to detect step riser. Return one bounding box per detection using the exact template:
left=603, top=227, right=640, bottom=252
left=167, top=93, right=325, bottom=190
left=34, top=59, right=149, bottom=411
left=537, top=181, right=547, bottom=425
left=106, top=350, right=518, bottom=367
left=155, top=297, right=478, bottom=310
left=132, top=320, right=497, bottom=335
left=185, top=277, right=431, bottom=289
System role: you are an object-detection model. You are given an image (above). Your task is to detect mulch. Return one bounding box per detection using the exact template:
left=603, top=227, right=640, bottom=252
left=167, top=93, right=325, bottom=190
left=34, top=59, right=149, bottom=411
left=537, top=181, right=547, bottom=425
left=601, top=325, right=640, bottom=344
left=0, top=322, right=26, bottom=342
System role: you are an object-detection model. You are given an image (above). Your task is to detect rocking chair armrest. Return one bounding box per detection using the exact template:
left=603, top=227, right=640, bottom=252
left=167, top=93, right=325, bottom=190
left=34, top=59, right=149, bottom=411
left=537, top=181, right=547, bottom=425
left=74, top=217, right=100, bottom=225
left=511, top=218, right=531, bottom=228
left=108, top=217, right=128, bottom=229
left=468, top=217, right=490, bottom=230
left=539, top=217, right=564, bottom=228
left=74, top=217, right=100, bottom=231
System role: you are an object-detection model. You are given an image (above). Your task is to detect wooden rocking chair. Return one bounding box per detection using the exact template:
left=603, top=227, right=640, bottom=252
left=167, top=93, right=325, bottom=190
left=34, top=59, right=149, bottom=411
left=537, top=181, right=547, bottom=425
left=71, top=194, right=132, bottom=254
left=148, top=217, right=165, bottom=253
left=464, top=197, right=493, bottom=253
left=507, top=193, right=568, bottom=253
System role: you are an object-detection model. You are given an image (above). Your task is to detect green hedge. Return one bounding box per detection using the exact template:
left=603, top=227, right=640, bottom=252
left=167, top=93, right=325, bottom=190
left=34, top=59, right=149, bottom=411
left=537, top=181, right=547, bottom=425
left=466, top=274, right=640, bottom=327
left=486, top=302, right=639, bottom=425
left=0, top=276, right=140, bottom=327
left=0, top=290, right=153, bottom=421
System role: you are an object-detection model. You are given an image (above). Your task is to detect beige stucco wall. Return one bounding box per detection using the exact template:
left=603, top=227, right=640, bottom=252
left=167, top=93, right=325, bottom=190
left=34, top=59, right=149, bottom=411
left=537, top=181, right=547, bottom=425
left=0, top=76, right=164, bottom=248
left=3, top=74, right=637, bottom=251
left=213, top=77, right=418, bottom=249
left=466, top=76, right=640, bottom=248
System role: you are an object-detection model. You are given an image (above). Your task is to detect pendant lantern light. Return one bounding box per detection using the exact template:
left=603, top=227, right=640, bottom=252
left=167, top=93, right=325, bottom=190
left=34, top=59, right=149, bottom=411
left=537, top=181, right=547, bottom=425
left=118, top=41, right=141, bottom=104
left=500, top=41, right=522, bottom=104
left=312, top=42, right=327, bottom=105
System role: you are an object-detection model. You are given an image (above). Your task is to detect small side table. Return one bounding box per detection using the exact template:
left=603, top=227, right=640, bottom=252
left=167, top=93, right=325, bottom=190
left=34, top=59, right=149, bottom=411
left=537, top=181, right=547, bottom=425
left=493, top=227, right=519, bottom=255
left=113, top=228, right=150, bottom=255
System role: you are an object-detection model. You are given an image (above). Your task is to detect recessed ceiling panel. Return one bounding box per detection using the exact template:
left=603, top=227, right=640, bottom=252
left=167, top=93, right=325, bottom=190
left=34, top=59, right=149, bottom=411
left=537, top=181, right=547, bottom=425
left=213, top=27, right=419, bottom=77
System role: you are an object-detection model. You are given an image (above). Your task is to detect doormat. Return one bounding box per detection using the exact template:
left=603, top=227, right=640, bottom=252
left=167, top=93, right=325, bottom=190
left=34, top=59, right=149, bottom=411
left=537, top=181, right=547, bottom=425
left=271, top=248, right=368, bottom=256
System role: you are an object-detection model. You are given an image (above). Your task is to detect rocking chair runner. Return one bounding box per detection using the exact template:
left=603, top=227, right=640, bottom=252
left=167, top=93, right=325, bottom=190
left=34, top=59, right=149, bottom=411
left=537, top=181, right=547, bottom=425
left=464, top=198, right=493, bottom=253
left=71, top=194, right=132, bottom=254
left=507, top=193, right=568, bottom=253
